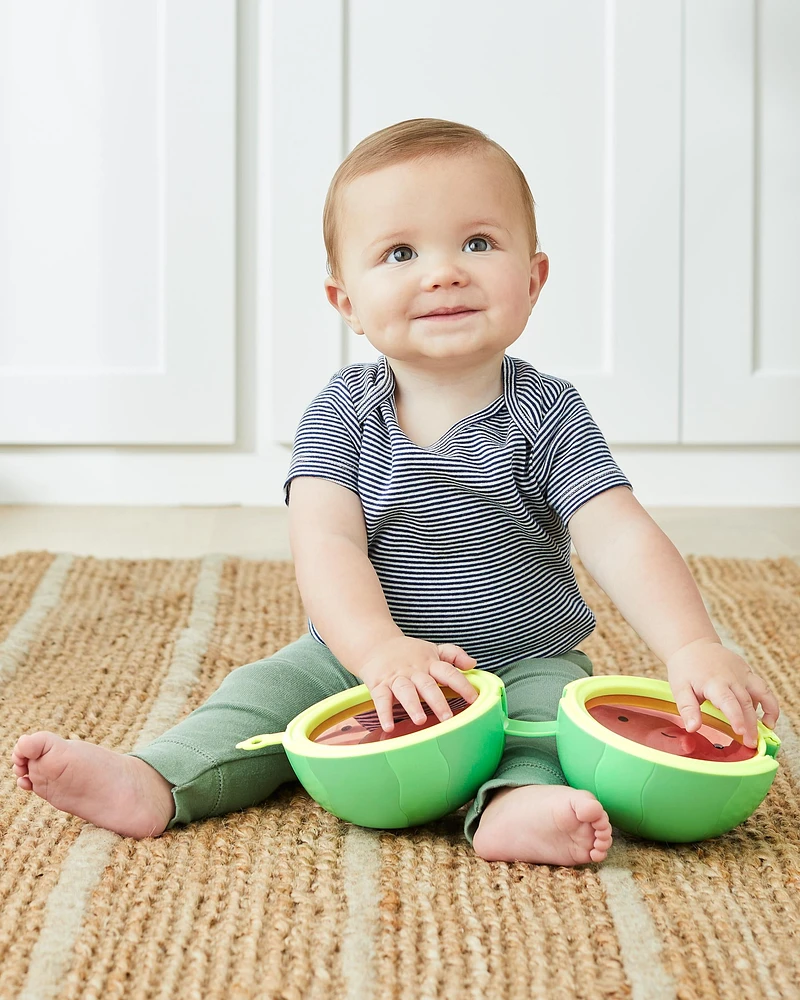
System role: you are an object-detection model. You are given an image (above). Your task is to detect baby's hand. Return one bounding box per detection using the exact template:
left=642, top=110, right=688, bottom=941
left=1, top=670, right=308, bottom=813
left=357, top=636, right=479, bottom=732
left=666, top=638, right=780, bottom=748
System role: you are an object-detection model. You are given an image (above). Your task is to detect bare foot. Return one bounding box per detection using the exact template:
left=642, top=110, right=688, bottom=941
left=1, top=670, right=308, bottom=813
left=472, top=785, right=613, bottom=865
left=11, top=732, right=175, bottom=839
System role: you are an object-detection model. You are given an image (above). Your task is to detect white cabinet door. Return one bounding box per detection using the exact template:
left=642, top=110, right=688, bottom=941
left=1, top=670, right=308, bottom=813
left=270, top=0, right=345, bottom=444
left=683, top=0, right=800, bottom=443
left=273, top=0, right=683, bottom=445
left=0, top=0, right=235, bottom=444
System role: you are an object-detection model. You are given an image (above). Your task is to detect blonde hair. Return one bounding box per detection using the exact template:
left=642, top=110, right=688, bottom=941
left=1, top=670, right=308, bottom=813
left=323, top=118, right=539, bottom=282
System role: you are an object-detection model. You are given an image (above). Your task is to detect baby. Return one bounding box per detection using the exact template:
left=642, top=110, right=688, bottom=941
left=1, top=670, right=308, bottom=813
left=12, top=118, right=780, bottom=865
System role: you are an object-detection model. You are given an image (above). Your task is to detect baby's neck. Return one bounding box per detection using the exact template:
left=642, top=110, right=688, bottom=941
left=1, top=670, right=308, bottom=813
left=389, top=356, right=504, bottom=447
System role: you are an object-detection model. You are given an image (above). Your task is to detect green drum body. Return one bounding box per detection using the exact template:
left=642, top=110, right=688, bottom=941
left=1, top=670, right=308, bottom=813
left=236, top=670, right=781, bottom=841
left=556, top=676, right=780, bottom=842
left=245, top=669, right=509, bottom=829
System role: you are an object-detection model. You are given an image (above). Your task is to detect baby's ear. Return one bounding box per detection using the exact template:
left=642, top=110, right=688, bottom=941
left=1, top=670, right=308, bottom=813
left=528, top=252, right=549, bottom=309
left=323, top=277, right=364, bottom=335
left=323, top=275, right=343, bottom=309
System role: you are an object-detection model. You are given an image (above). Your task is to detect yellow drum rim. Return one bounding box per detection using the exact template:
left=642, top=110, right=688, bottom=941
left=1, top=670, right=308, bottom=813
left=561, top=675, right=779, bottom=776
left=283, top=667, right=504, bottom=758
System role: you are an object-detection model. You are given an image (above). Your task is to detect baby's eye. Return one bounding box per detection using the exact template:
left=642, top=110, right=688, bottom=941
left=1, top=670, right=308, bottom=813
left=383, top=233, right=497, bottom=264
left=464, top=235, right=494, bottom=253
left=386, top=245, right=416, bottom=264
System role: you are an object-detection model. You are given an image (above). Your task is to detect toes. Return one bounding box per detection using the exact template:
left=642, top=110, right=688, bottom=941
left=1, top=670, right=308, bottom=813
left=572, top=791, right=607, bottom=824
left=15, top=733, right=44, bottom=760
left=16, top=732, right=56, bottom=762
left=570, top=792, right=613, bottom=862
left=16, top=775, right=33, bottom=792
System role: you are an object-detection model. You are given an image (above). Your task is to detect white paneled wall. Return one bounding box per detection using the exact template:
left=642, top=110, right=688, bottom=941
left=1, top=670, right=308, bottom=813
left=0, top=0, right=797, bottom=506
left=682, top=0, right=800, bottom=443
left=0, top=0, right=236, bottom=444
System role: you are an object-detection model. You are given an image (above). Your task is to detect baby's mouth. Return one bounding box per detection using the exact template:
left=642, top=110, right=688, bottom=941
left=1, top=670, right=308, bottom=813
left=416, top=309, right=479, bottom=320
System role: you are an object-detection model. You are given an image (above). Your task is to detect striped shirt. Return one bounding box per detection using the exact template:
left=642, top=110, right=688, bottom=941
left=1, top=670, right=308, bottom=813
left=284, top=353, right=632, bottom=670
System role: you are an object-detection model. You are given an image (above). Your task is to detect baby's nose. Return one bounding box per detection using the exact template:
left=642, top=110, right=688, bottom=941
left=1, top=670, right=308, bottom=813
left=422, top=260, right=470, bottom=289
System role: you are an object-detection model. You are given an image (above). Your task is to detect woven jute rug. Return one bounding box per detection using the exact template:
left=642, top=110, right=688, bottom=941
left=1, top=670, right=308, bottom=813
left=1, top=550, right=798, bottom=1000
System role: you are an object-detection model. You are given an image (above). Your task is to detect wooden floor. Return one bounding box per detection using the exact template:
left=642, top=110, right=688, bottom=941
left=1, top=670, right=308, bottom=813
left=1, top=505, right=799, bottom=560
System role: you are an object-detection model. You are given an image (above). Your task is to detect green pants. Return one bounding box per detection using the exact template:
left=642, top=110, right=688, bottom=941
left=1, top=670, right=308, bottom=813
left=129, top=633, right=593, bottom=847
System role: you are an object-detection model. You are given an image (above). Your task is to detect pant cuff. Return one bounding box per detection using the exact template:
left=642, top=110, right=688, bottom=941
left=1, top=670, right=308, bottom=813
left=128, top=738, right=223, bottom=828
left=462, top=760, right=566, bottom=848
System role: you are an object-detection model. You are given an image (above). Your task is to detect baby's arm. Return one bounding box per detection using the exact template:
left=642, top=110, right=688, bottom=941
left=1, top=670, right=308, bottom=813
left=288, top=476, right=477, bottom=729
left=288, top=475, right=403, bottom=665
left=569, top=486, right=779, bottom=745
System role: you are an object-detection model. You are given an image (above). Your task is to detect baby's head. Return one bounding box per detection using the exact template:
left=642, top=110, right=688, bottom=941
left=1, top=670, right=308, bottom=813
left=322, top=118, right=549, bottom=368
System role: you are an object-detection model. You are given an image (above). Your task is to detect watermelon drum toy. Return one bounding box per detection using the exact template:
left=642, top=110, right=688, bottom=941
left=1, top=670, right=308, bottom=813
left=236, top=670, right=781, bottom=843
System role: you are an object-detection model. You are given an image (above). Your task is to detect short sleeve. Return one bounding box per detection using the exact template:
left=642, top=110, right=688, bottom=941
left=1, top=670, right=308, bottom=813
left=539, top=386, right=633, bottom=525
left=283, top=386, right=361, bottom=505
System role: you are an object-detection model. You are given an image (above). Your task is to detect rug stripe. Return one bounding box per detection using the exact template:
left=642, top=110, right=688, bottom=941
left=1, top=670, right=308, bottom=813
left=341, top=827, right=381, bottom=1000
left=18, top=554, right=225, bottom=1000
left=0, top=554, right=74, bottom=685
left=599, top=841, right=678, bottom=1000
left=132, top=555, right=227, bottom=750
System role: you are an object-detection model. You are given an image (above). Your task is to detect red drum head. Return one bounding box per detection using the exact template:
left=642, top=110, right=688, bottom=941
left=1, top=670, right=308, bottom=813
left=310, top=690, right=471, bottom=746
left=586, top=695, right=757, bottom=762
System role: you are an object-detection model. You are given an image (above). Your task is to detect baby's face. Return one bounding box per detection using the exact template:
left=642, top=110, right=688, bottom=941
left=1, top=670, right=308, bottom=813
left=324, top=153, right=548, bottom=370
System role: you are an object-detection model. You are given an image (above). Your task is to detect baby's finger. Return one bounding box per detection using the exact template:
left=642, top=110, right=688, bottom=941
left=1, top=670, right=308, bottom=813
left=391, top=675, right=428, bottom=727
left=370, top=685, right=399, bottom=733
left=413, top=670, right=456, bottom=724
left=671, top=684, right=702, bottom=732
left=734, top=691, right=759, bottom=748
left=747, top=675, right=780, bottom=729
left=715, top=685, right=757, bottom=748
left=431, top=661, right=478, bottom=707
left=436, top=644, right=478, bottom=671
